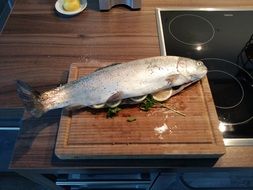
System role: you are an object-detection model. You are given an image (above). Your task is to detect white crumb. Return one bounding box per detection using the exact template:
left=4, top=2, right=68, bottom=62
left=154, top=123, right=169, bottom=134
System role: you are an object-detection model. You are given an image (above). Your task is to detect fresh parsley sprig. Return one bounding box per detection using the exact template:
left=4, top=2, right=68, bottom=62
left=139, top=95, right=157, bottom=111
left=106, top=107, right=121, bottom=118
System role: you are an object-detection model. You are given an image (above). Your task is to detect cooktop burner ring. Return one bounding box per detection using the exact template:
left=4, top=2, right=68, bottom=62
left=220, top=115, right=253, bottom=126
left=207, top=70, right=244, bottom=109
left=202, top=58, right=253, bottom=126
left=202, top=58, right=253, bottom=84
left=157, top=8, right=253, bottom=144
left=168, top=14, right=215, bottom=46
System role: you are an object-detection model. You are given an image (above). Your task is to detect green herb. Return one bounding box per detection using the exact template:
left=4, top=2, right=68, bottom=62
left=139, top=95, right=186, bottom=117
left=106, top=107, right=121, bottom=118
left=127, top=116, right=136, bottom=122
left=139, top=95, right=157, bottom=111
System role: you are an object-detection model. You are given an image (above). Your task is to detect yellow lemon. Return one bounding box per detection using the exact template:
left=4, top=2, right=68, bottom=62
left=90, top=103, right=105, bottom=109
left=130, top=95, right=147, bottom=103
left=63, top=0, right=80, bottom=11
left=106, top=100, right=122, bottom=108
left=152, top=89, right=173, bottom=102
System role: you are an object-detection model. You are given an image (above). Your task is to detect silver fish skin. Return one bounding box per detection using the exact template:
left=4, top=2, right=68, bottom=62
left=16, top=56, right=207, bottom=117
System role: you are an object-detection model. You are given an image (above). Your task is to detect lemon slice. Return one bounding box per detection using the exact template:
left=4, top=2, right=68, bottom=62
left=130, top=95, right=147, bottom=103
left=106, top=100, right=122, bottom=108
left=90, top=103, right=105, bottom=109
left=152, top=89, right=173, bottom=102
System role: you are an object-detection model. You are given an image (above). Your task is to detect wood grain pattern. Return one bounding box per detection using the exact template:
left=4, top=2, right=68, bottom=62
left=55, top=61, right=225, bottom=159
left=0, top=9, right=159, bottom=107
left=3, top=0, right=253, bottom=169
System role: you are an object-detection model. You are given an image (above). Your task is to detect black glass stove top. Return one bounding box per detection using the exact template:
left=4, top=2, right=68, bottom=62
left=157, top=9, right=253, bottom=143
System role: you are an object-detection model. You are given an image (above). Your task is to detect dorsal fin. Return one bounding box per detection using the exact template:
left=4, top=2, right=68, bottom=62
left=95, top=63, right=121, bottom=72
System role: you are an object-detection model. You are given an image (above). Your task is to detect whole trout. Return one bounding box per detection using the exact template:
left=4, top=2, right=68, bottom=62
left=17, top=56, right=207, bottom=117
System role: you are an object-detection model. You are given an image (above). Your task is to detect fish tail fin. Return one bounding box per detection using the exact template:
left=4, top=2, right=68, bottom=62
left=16, top=80, right=45, bottom=117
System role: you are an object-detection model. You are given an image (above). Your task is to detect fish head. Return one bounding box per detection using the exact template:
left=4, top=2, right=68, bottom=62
left=178, top=57, right=207, bottom=82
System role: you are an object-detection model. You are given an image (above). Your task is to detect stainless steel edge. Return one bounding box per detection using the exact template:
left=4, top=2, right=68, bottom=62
left=99, top=0, right=142, bottom=10
left=0, top=127, right=20, bottom=130
left=224, top=138, right=253, bottom=146
left=155, top=8, right=166, bottom=56
left=56, top=180, right=150, bottom=186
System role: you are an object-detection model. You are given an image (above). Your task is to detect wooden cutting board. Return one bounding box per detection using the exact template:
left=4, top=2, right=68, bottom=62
left=55, top=60, right=225, bottom=159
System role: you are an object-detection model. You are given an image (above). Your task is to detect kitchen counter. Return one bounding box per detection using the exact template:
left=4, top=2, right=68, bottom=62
left=1, top=0, right=253, bottom=176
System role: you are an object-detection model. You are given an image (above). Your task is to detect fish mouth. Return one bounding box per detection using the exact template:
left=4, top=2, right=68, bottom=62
left=198, top=65, right=208, bottom=77
left=202, top=67, right=208, bottom=76
left=190, top=68, right=207, bottom=82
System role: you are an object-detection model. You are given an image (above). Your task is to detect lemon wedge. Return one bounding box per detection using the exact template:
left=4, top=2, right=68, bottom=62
left=130, top=95, right=147, bottom=103
left=106, top=100, right=122, bottom=108
left=152, top=89, right=173, bottom=102
left=90, top=103, right=105, bottom=109
left=63, top=0, right=80, bottom=11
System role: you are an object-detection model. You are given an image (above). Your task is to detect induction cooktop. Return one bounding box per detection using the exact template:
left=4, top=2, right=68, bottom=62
left=156, top=8, right=253, bottom=146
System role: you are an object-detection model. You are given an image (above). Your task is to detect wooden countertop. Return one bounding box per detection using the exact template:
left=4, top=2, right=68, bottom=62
left=1, top=0, right=253, bottom=169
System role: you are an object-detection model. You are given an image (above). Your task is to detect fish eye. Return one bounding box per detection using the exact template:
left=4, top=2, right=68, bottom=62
left=196, top=61, right=202, bottom=66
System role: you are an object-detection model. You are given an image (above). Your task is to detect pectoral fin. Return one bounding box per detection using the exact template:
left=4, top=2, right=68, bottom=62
left=166, top=74, right=182, bottom=85
left=171, top=81, right=195, bottom=96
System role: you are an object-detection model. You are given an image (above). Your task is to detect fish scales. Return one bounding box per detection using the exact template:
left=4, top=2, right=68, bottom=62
left=16, top=56, right=207, bottom=117
left=43, top=56, right=179, bottom=109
